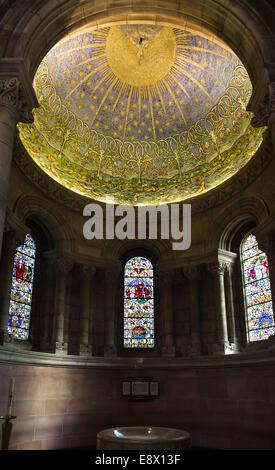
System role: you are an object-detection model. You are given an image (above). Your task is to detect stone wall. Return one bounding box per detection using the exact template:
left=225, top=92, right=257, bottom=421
left=0, top=359, right=274, bottom=450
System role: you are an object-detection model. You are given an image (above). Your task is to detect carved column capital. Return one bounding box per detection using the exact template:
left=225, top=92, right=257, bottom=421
left=224, top=261, right=235, bottom=275
left=184, top=265, right=198, bottom=281
left=105, top=265, right=121, bottom=282
left=83, top=265, right=96, bottom=280
left=207, top=261, right=227, bottom=276
left=172, top=268, right=185, bottom=286
left=55, top=257, right=74, bottom=274
left=158, top=270, right=173, bottom=285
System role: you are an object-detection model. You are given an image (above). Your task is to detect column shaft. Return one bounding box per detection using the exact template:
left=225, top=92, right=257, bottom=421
left=0, top=230, right=24, bottom=343
left=0, top=71, right=37, bottom=256
left=160, top=272, right=175, bottom=357
left=79, top=266, right=96, bottom=356
left=104, top=269, right=119, bottom=357
left=224, top=264, right=238, bottom=349
left=185, top=266, right=201, bottom=356
left=55, top=260, right=72, bottom=353
left=0, top=108, right=16, bottom=256
left=208, top=262, right=229, bottom=354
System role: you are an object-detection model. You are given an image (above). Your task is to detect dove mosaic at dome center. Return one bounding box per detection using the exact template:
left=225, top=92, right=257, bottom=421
left=18, top=24, right=265, bottom=205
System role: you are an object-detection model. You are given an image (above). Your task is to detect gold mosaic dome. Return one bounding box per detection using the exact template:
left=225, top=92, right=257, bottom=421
left=18, top=24, right=265, bottom=205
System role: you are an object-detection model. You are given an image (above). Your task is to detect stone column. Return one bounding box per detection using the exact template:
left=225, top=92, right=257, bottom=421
left=0, top=226, right=26, bottom=345
left=37, top=251, right=56, bottom=352
left=79, top=265, right=96, bottom=356
left=184, top=266, right=201, bottom=356
left=224, top=262, right=239, bottom=351
left=0, top=62, right=38, bottom=256
left=207, top=262, right=229, bottom=354
left=88, top=271, right=96, bottom=355
left=173, top=269, right=186, bottom=356
left=159, top=271, right=175, bottom=357
left=104, top=268, right=120, bottom=357
left=67, top=263, right=83, bottom=355
left=55, top=258, right=73, bottom=354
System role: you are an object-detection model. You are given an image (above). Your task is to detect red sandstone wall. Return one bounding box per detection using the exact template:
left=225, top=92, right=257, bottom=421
left=0, top=362, right=275, bottom=450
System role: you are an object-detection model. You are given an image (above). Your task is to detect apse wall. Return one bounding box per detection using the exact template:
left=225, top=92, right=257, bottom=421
left=1, top=0, right=275, bottom=452
left=1, top=358, right=275, bottom=450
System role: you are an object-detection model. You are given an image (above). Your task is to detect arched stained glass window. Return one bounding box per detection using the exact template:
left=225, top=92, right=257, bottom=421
left=124, top=256, right=154, bottom=348
left=7, top=234, right=36, bottom=340
left=241, top=233, right=274, bottom=342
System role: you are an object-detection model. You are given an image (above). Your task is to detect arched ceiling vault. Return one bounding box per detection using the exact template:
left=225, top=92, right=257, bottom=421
left=1, top=1, right=274, bottom=206
left=18, top=22, right=265, bottom=205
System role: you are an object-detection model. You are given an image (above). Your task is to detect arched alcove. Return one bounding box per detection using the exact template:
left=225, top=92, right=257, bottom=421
left=1, top=0, right=275, bottom=452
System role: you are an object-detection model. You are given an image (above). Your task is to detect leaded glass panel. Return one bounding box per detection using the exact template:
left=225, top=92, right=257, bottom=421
left=241, top=234, right=274, bottom=342
left=7, top=234, right=36, bottom=340
left=124, top=256, right=154, bottom=348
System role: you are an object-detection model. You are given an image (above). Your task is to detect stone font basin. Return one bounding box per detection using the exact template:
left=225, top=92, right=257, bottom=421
left=97, top=426, right=191, bottom=450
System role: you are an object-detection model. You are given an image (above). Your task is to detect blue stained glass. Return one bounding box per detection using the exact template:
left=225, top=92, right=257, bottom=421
left=241, top=234, right=274, bottom=342
left=123, top=256, right=154, bottom=348
left=7, top=234, right=36, bottom=340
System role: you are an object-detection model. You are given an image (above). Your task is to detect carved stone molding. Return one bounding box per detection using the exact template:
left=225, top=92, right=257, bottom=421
left=13, top=128, right=273, bottom=217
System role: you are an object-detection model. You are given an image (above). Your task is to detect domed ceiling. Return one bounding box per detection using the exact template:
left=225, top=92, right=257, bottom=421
left=18, top=24, right=265, bottom=205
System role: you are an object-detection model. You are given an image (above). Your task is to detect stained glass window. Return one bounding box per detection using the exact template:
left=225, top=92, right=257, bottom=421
left=7, top=234, right=36, bottom=340
left=241, top=233, right=274, bottom=342
left=124, top=256, right=154, bottom=348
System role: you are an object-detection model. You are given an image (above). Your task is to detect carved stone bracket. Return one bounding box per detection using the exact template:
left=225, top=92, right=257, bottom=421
left=251, top=88, right=270, bottom=128
left=250, top=63, right=275, bottom=128
left=0, top=60, right=38, bottom=124
left=0, top=77, right=33, bottom=123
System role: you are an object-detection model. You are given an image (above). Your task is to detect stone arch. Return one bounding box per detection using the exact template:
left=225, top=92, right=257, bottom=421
left=103, top=238, right=170, bottom=260
left=12, top=194, right=76, bottom=253
left=216, top=196, right=270, bottom=252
